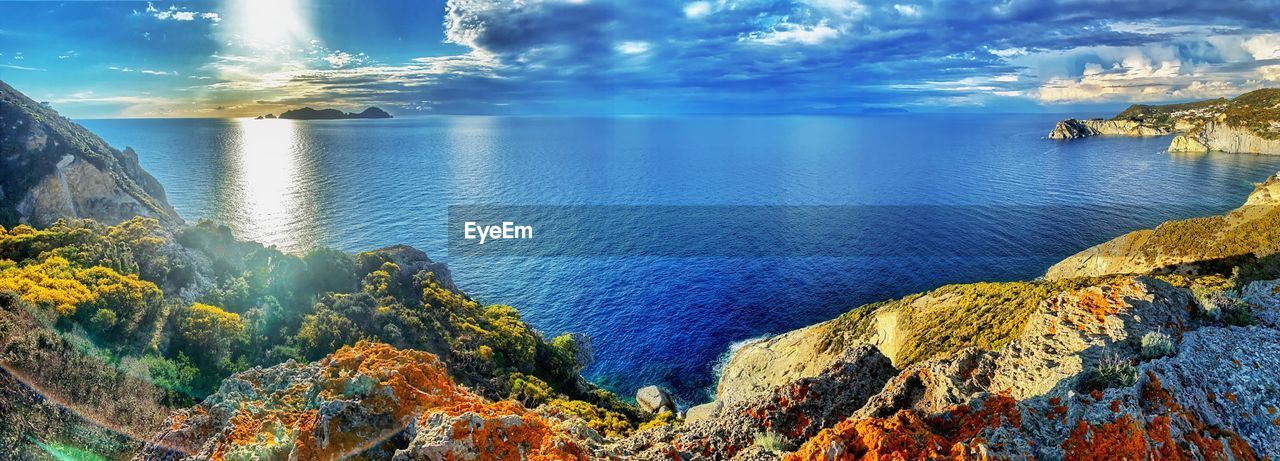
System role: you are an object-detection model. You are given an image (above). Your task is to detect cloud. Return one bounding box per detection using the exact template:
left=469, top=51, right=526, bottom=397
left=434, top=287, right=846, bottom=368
left=616, top=41, right=651, bottom=55
left=81, top=0, right=1280, bottom=116
left=145, top=2, right=221, bottom=23
left=108, top=66, right=178, bottom=76
left=683, top=1, right=711, bottom=18
left=893, top=4, right=919, bottom=17
left=0, top=64, right=44, bottom=71
left=741, top=21, right=841, bottom=46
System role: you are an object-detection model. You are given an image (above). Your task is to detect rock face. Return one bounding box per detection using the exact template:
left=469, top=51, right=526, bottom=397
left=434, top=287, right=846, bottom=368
left=702, top=272, right=1280, bottom=460
left=636, top=386, right=676, bottom=415
left=1169, top=121, right=1280, bottom=154
left=360, top=244, right=458, bottom=292
left=1051, top=88, right=1280, bottom=154
left=787, top=325, right=1280, bottom=460
left=0, top=81, right=178, bottom=227
left=135, top=342, right=596, bottom=460
left=1048, top=118, right=1171, bottom=139
left=1046, top=173, right=1280, bottom=279
left=619, top=346, right=896, bottom=458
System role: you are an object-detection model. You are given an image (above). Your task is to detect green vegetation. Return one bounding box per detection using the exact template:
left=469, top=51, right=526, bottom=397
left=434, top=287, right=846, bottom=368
left=1111, top=98, right=1227, bottom=127
left=1217, top=88, right=1280, bottom=140
left=1140, top=330, right=1176, bottom=359
left=1080, top=354, right=1138, bottom=393
left=753, top=431, right=787, bottom=454
left=0, top=217, right=644, bottom=435
left=544, top=397, right=634, bottom=437
left=1133, top=205, right=1280, bottom=264
left=830, top=277, right=1112, bottom=365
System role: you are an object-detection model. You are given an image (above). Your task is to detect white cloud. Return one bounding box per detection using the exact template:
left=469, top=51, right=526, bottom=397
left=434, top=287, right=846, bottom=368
left=0, top=64, right=43, bottom=71
left=684, top=1, right=711, bottom=18
left=108, top=66, right=177, bottom=76
left=146, top=2, right=221, bottom=23
left=741, top=21, right=840, bottom=46
left=1259, top=65, right=1280, bottom=81
left=1242, top=33, right=1280, bottom=60
left=988, top=47, right=1027, bottom=57
left=893, top=4, right=920, bottom=17
left=324, top=51, right=356, bottom=68
left=616, top=41, right=651, bottom=55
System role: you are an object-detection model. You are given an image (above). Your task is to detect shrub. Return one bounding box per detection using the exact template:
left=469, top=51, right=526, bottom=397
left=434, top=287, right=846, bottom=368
left=638, top=410, right=680, bottom=431
left=1194, top=288, right=1256, bottom=326
left=1222, top=304, right=1257, bottom=327
left=89, top=308, right=118, bottom=332
left=508, top=372, right=555, bottom=407
left=544, top=398, right=633, bottom=438
left=1080, top=354, right=1137, bottom=392
left=754, top=431, right=786, bottom=453
left=1140, top=330, right=1175, bottom=359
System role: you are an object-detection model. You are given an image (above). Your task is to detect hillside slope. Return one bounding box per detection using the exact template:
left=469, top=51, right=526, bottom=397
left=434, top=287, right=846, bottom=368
left=0, top=81, right=178, bottom=227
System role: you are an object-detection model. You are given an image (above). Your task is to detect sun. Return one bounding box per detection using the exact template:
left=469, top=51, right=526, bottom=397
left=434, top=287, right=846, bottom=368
left=223, top=0, right=312, bottom=51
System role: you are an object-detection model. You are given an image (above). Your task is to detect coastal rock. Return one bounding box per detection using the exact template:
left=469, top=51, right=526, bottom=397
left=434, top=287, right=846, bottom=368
left=684, top=401, right=722, bottom=424
left=1048, top=118, right=1171, bottom=140
left=1170, top=120, right=1280, bottom=155
left=134, top=342, right=594, bottom=460
left=786, top=304, right=1280, bottom=460
left=0, top=81, right=178, bottom=227
left=636, top=385, right=676, bottom=415
left=1046, top=174, right=1280, bottom=279
left=621, top=346, right=895, bottom=458
left=359, top=244, right=457, bottom=292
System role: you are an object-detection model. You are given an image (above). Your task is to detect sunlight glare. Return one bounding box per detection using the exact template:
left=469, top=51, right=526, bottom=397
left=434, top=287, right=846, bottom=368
left=229, top=118, right=302, bottom=249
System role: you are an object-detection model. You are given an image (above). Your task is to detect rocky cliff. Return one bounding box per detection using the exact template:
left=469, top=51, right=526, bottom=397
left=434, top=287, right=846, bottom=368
left=1050, top=89, right=1280, bottom=155
left=1170, top=120, right=1280, bottom=154
left=1048, top=118, right=1172, bottom=140
left=697, top=175, right=1280, bottom=458
left=1046, top=172, right=1280, bottom=279
left=0, top=81, right=178, bottom=227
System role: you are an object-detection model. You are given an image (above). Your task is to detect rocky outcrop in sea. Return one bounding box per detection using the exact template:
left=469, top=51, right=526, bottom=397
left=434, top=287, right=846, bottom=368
left=1048, top=118, right=1171, bottom=140
left=1049, top=89, right=1280, bottom=155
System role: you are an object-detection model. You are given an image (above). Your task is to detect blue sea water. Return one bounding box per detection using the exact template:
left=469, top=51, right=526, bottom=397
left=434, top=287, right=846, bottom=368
left=82, top=114, right=1280, bottom=404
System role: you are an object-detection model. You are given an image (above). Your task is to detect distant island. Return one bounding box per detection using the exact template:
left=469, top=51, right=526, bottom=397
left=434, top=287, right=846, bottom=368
left=256, top=106, right=392, bottom=120
left=1047, top=88, right=1280, bottom=155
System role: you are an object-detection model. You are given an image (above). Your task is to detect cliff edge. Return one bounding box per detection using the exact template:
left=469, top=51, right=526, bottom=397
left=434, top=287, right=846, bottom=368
left=1050, top=89, right=1280, bottom=155
left=0, top=80, right=179, bottom=227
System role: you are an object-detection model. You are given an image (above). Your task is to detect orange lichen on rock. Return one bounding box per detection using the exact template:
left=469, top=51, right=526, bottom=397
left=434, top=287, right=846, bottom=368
left=783, top=410, right=954, bottom=461
left=1061, top=415, right=1148, bottom=460
left=447, top=400, right=589, bottom=461
left=1138, top=372, right=1260, bottom=461
left=784, top=394, right=1021, bottom=461
left=205, top=342, right=587, bottom=461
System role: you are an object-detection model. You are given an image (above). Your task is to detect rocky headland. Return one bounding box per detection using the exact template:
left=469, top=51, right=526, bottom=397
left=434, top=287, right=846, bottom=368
left=0, top=81, right=178, bottom=227
left=1050, top=89, right=1280, bottom=155
left=3, top=80, right=1280, bottom=459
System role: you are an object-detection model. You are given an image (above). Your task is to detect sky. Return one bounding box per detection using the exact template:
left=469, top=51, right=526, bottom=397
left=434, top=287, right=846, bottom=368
left=3, top=0, right=1280, bottom=118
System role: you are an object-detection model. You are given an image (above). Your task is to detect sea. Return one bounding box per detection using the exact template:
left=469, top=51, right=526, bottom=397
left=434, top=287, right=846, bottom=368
left=82, top=114, right=1280, bottom=404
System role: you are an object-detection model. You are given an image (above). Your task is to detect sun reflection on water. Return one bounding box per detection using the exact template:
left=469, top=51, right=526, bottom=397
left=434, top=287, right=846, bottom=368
left=223, top=118, right=302, bottom=250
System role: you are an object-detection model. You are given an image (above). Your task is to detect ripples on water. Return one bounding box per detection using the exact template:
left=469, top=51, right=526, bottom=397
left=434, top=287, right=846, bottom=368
left=84, top=114, right=1280, bottom=403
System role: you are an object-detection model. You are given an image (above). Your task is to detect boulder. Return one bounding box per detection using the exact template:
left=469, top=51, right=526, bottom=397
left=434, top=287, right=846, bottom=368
left=636, top=385, right=676, bottom=415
